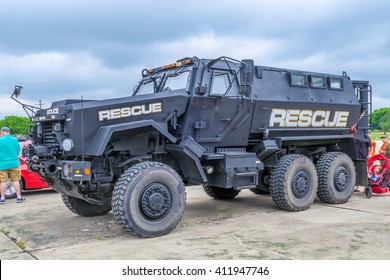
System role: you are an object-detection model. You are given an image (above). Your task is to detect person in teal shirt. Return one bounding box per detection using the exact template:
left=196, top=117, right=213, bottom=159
left=0, top=127, right=25, bottom=203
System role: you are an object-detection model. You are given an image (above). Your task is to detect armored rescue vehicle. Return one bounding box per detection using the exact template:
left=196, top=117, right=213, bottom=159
left=16, top=56, right=372, bottom=237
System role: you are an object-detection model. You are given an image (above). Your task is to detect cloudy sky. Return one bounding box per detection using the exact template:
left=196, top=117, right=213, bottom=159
left=1, top=0, right=389, bottom=117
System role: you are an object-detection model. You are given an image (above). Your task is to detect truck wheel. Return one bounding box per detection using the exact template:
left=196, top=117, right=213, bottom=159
left=61, top=194, right=112, bottom=217
left=203, top=185, right=241, bottom=199
left=112, top=162, right=186, bottom=238
left=270, top=154, right=318, bottom=211
left=316, top=152, right=356, bottom=204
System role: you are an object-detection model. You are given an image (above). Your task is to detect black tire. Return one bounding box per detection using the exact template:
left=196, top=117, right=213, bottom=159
left=203, top=185, right=241, bottom=199
left=61, top=194, right=112, bottom=217
left=270, top=154, right=318, bottom=211
left=365, top=187, right=372, bottom=199
left=5, top=179, right=24, bottom=199
left=112, top=162, right=186, bottom=238
left=316, top=152, right=356, bottom=204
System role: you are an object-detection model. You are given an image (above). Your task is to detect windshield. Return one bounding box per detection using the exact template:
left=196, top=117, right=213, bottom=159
left=161, top=71, right=190, bottom=92
left=136, top=78, right=161, bottom=95
left=134, top=67, right=192, bottom=95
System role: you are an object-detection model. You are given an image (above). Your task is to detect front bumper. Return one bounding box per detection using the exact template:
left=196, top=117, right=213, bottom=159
left=29, top=160, right=91, bottom=181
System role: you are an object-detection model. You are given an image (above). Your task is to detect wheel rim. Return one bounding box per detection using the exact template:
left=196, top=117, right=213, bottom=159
left=140, top=183, right=172, bottom=220
left=334, top=166, right=349, bottom=191
left=292, top=170, right=310, bottom=198
left=5, top=183, right=16, bottom=196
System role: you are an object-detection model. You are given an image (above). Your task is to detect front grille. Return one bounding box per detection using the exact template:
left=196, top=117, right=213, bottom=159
left=42, top=122, right=64, bottom=144
left=43, top=123, right=55, bottom=144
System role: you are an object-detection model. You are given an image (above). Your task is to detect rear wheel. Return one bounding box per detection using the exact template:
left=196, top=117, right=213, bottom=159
left=61, top=194, right=112, bottom=216
left=112, top=162, right=186, bottom=238
left=270, top=154, right=318, bottom=211
left=203, top=185, right=241, bottom=199
left=316, top=152, right=356, bottom=204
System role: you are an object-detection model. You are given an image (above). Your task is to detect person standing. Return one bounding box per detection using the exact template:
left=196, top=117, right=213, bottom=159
left=382, top=135, right=390, bottom=158
left=0, top=127, right=25, bottom=204
left=379, top=135, right=389, bottom=156
left=368, top=131, right=376, bottom=157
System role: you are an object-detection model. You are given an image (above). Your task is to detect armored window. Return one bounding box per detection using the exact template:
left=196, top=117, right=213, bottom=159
left=162, top=71, right=190, bottom=92
left=136, top=80, right=157, bottom=95
left=329, top=77, right=343, bottom=90
left=290, top=73, right=307, bottom=87
left=211, top=72, right=230, bottom=95
left=310, top=76, right=326, bottom=88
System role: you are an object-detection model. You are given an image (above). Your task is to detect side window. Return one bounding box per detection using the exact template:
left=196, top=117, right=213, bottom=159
left=329, top=77, right=343, bottom=90
left=211, top=72, right=230, bottom=95
left=310, top=76, right=326, bottom=88
left=290, top=73, right=307, bottom=87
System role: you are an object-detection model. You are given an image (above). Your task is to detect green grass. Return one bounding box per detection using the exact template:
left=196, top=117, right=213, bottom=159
left=15, top=238, right=26, bottom=250
left=371, top=131, right=387, bottom=140
left=0, top=227, right=10, bottom=236
left=1, top=227, right=27, bottom=250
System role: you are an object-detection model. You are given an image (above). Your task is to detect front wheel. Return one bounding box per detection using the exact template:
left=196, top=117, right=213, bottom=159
left=112, top=162, right=186, bottom=238
left=270, top=154, right=318, bottom=211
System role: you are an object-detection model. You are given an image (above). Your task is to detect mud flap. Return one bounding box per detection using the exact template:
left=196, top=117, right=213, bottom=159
left=354, top=160, right=368, bottom=186
left=166, top=136, right=207, bottom=184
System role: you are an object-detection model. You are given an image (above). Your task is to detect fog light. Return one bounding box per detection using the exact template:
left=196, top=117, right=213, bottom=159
left=63, top=163, right=70, bottom=177
left=206, top=166, right=214, bottom=174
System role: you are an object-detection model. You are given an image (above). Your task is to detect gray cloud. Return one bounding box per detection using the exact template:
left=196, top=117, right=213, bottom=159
left=1, top=0, right=389, bottom=117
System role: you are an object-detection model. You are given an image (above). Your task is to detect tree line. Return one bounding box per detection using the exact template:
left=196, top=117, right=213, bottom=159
left=371, top=107, right=390, bottom=133
left=0, top=115, right=31, bottom=136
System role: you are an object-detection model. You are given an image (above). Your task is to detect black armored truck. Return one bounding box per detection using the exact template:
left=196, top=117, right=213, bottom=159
left=17, top=56, right=371, bottom=237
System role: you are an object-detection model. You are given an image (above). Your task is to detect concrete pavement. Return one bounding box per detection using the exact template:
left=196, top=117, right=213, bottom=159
left=1, top=187, right=390, bottom=260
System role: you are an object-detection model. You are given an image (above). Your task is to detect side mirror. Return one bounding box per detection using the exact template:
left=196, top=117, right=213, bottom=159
left=13, top=85, right=23, bottom=98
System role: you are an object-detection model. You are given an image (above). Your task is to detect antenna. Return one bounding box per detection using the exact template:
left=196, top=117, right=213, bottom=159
left=81, top=95, right=85, bottom=162
left=36, top=100, right=44, bottom=108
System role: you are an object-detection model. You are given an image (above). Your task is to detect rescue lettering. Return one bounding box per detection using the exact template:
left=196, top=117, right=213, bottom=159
left=98, top=102, right=162, bottom=121
left=269, top=108, right=350, bottom=128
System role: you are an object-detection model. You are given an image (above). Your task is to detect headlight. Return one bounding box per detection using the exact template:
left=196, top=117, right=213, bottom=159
left=62, top=139, right=74, bottom=152
left=62, top=163, right=69, bottom=177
